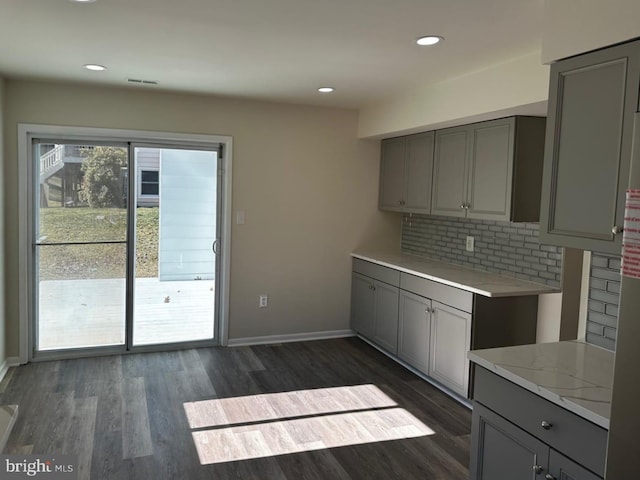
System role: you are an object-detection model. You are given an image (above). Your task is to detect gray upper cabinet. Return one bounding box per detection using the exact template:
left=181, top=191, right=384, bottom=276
left=379, top=132, right=435, bottom=214
left=432, top=117, right=546, bottom=222
left=467, top=119, right=515, bottom=219
left=432, top=126, right=469, bottom=218
left=379, top=137, right=405, bottom=211
left=540, top=40, right=640, bottom=254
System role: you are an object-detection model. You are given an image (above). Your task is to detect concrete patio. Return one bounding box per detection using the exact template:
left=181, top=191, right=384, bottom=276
left=38, top=277, right=215, bottom=350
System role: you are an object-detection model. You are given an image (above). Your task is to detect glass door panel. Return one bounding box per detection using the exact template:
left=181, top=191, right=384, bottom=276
left=132, top=147, right=217, bottom=346
left=35, top=143, right=128, bottom=351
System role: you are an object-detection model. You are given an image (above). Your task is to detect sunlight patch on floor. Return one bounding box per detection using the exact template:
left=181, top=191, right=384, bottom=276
left=185, top=385, right=436, bottom=465
left=192, top=407, right=434, bottom=464
left=183, top=384, right=397, bottom=429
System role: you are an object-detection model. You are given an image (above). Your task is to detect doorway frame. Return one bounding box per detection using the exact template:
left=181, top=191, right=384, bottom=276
left=18, top=124, right=233, bottom=363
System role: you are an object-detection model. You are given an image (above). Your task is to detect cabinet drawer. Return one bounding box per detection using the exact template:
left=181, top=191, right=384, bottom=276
left=400, top=273, right=472, bottom=312
left=474, top=366, right=607, bottom=477
left=352, top=259, right=400, bottom=286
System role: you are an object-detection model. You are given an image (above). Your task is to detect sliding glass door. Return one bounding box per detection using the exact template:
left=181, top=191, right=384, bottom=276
left=35, top=143, right=129, bottom=351
left=32, top=140, right=220, bottom=357
left=132, top=146, right=218, bottom=346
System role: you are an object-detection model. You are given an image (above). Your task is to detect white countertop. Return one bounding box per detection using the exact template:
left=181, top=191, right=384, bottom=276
left=469, top=341, right=613, bottom=429
left=352, top=251, right=559, bottom=298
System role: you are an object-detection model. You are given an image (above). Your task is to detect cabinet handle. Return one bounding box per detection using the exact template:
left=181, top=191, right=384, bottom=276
left=532, top=465, right=544, bottom=475
left=460, top=204, right=465, bottom=209
left=465, top=203, right=471, bottom=209
left=545, top=475, right=556, bottom=480
left=612, top=225, right=623, bottom=235
left=371, top=286, right=376, bottom=291
left=541, top=420, right=552, bottom=430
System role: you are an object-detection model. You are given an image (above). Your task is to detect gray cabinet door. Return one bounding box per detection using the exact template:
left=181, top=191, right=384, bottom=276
left=470, top=402, right=549, bottom=480
left=548, top=450, right=602, bottom=480
left=467, top=118, right=515, bottom=221
left=540, top=40, right=640, bottom=254
left=379, top=137, right=405, bottom=211
left=372, top=280, right=399, bottom=354
left=403, top=132, right=435, bottom=214
left=397, top=290, right=431, bottom=374
left=429, top=301, right=471, bottom=397
left=350, top=272, right=375, bottom=338
left=432, top=126, right=469, bottom=217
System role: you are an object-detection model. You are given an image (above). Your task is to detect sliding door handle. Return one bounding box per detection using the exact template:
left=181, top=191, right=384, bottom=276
left=212, top=239, right=219, bottom=255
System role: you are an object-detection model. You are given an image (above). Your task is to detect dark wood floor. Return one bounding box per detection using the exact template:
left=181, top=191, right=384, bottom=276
left=0, top=338, right=471, bottom=480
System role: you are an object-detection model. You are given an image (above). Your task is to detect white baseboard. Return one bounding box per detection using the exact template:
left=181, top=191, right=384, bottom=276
left=7, top=357, right=21, bottom=367
left=227, top=329, right=355, bottom=347
left=0, top=360, right=8, bottom=384
left=0, top=357, right=21, bottom=384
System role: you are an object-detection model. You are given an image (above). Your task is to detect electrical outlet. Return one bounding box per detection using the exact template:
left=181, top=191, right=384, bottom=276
left=466, top=236, right=474, bottom=252
left=259, top=295, right=268, bottom=308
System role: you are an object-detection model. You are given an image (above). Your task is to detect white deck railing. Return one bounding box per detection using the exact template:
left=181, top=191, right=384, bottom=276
left=39, top=144, right=65, bottom=180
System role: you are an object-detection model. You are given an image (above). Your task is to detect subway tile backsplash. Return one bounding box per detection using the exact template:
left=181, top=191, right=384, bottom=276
left=401, top=214, right=562, bottom=288
left=586, top=253, right=621, bottom=351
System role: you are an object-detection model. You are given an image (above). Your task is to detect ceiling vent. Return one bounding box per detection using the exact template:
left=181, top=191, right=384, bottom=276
left=127, top=78, right=159, bottom=85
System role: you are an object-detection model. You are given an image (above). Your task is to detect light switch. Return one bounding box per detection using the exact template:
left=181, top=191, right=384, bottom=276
left=236, top=211, right=245, bottom=225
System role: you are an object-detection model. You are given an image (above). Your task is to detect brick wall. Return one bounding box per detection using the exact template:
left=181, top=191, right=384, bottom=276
left=401, top=214, right=562, bottom=288
left=586, top=253, right=621, bottom=351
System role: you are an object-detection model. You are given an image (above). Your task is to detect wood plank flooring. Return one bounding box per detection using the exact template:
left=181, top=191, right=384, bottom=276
left=0, top=338, right=471, bottom=480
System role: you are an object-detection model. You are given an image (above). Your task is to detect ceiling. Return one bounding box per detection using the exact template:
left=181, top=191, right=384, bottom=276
left=0, top=0, right=544, bottom=109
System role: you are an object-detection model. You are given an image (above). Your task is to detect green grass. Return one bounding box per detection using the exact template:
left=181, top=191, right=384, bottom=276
left=38, top=207, right=158, bottom=280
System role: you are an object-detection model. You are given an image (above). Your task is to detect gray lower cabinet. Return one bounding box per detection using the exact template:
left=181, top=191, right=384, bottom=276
left=540, top=39, right=640, bottom=254
left=379, top=132, right=435, bottom=214
left=350, top=263, right=400, bottom=355
left=371, top=281, right=399, bottom=354
left=351, top=272, right=376, bottom=338
left=471, top=367, right=606, bottom=480
left=471, top=402, right=549, bottom=479
left=471, top=404, right=601, bottom=480
left=548, top=450, right=602, bottom=480
left=432, top=116, right=545, bottom=222
left=397, top=290, right=432, bottom=374
left=428, top=301, right=471, bottom=396
left=352, top=258, right=539, bottom=399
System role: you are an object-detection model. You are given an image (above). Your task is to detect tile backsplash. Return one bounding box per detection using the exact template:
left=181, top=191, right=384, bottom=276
left=401, top=214, right=562, bottom=288
left=586, top=253, right=621, bottom=351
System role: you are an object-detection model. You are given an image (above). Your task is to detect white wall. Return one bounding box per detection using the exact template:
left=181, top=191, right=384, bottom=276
left=3, top=80, right=400, bottom=355
left=358, top=52, right=549, bottom=139
left=542, top=0, right=640, bottom=64
left=0, top=77, right=6, bottom=367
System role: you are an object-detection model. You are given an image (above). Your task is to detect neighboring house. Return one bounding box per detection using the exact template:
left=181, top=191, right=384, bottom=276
left=39, top=145, right=160, bottom=208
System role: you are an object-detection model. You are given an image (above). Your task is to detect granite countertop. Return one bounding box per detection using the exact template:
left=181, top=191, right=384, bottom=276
left=352, top=251, right=559, bottom=298
left=468, top=340, right=613, bottom=429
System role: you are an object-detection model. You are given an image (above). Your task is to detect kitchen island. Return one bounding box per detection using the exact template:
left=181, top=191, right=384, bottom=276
left=469, top=341, right=612, bottom=479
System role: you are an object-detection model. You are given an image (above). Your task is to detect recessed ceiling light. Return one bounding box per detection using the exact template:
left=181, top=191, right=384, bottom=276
left=70, top=0, right=97, bottom=3
left=416, top=36, right=443, bottom=46
left=84, top=64, right=106, bottom=71
left=318, top=87, right=335, bottom=93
